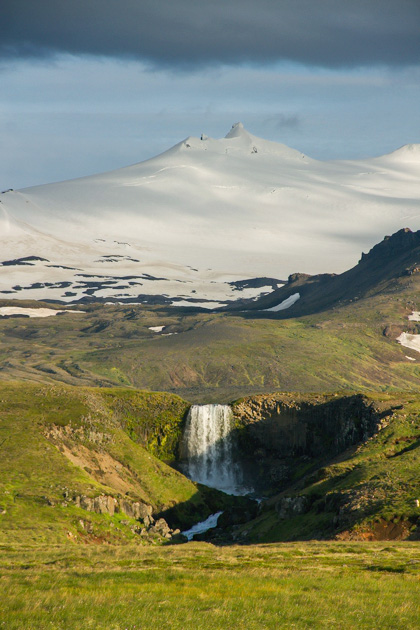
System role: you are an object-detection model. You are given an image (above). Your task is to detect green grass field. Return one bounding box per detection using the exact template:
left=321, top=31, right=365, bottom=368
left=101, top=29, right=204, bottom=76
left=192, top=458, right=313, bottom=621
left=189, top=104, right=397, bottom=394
left=1, top=541, right=419, bottom=629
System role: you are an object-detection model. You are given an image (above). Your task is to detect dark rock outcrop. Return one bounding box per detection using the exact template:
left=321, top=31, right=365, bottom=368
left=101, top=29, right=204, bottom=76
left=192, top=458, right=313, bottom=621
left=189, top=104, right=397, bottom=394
left=217, top=502, right=259, bottom=528
left=360, top=228, right=420, bottom=264
left=234, top=394, right=387, bottom=457
left=275, top=496, right=308, bottom=519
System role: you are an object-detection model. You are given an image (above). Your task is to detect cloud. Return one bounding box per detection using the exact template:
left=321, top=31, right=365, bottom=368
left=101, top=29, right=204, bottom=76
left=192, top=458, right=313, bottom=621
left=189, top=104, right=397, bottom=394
left=2, top=0, right=420, bottom=68
left=264, top=113, right=301, bottom=129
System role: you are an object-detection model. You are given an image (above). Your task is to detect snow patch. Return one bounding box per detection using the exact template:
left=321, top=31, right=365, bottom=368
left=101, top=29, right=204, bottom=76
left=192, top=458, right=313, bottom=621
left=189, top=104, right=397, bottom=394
left=264, top=292, right=300, bottom=312
left=408, top=311, right=420, bottom=321
left=148, top=326, right=165, bottom=332
left=171, top=300, right=225, bottom=309
left=397, top=332, right=420, bottom=354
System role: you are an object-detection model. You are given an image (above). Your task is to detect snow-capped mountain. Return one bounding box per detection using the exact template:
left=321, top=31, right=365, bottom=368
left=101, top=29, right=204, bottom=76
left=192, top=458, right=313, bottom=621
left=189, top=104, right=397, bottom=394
left=1, top=123, right=419, bottom=306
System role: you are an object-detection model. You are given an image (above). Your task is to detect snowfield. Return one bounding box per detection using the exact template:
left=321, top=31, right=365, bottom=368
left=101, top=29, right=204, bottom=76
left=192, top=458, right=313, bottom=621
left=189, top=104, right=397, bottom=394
left=1, top=123, right=419, bottom=305
left=0, top=307, right=83, bottom=318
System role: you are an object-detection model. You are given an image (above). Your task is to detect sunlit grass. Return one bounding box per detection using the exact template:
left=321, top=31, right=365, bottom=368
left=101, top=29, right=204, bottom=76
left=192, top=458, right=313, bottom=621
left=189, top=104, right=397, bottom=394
left=1, top=542, right=419, bottom=629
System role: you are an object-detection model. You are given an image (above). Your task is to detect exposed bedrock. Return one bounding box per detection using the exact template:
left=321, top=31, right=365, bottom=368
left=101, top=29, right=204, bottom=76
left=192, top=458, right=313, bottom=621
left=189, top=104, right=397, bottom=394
left=73, top=494, right=154, bottom=525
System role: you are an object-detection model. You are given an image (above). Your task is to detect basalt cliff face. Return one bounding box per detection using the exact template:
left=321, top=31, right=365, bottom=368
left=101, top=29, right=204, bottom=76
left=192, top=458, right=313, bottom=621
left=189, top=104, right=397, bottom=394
left=232, top=393, right=392, bottom=491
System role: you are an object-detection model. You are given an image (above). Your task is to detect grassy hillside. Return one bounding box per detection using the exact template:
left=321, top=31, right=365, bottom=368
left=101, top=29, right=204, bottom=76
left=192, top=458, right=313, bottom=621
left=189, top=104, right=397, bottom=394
left=1, top=229, right=420, bottom=402
left=0, top=275, right=419, bottom=402
left=0, top=382, right=237, bottom=544
left=2, top=382, right=419, bottom=545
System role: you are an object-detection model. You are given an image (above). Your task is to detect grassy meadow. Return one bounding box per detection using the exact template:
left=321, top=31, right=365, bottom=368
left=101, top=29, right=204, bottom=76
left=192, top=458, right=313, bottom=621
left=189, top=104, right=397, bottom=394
left=0, top=279, right=419, bottom=403
left=1, top=541, right=419, bottom=629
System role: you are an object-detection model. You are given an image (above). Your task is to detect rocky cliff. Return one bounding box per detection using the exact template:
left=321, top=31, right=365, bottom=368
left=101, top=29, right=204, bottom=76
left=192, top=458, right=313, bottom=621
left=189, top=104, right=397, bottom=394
left=222, top=392, right=420, bottom=542
left=232, top=393, right=393, bottom=492
left=226, top=227, right=420, bottom=316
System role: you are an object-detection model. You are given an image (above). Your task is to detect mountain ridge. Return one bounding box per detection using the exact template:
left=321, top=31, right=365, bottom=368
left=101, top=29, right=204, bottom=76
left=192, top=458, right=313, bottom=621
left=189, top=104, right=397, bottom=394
left=1, top=124, right=419, bottom=306
left=230, top=227, right=420, bottom=317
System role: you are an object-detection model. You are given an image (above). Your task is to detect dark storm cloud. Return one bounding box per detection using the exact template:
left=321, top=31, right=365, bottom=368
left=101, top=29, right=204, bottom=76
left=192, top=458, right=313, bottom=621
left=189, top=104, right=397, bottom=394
left=2, top=0, right=420, bottom=68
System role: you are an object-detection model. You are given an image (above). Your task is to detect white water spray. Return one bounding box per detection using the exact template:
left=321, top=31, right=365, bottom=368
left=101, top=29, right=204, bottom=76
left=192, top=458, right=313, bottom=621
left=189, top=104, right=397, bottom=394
left=182, top=404, right=244, bottom=494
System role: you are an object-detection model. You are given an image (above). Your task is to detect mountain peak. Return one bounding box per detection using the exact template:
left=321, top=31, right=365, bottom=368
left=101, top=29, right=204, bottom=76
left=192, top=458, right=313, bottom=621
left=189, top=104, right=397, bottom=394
left=224, top=122, right=249, bottom=139
left=172, top=122, right=309, bottom=161
left=377, top=143, right=420, bottom=163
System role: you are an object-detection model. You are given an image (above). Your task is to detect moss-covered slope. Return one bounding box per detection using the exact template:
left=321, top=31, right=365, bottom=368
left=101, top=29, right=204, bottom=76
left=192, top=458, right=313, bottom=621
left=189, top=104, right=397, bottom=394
left=0, top=286, right=420, bottom=403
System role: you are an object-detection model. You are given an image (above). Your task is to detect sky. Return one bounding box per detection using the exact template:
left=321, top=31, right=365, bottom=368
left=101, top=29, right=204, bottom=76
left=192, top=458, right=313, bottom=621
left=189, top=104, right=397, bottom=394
left=1, top=0, right=420, bottom=190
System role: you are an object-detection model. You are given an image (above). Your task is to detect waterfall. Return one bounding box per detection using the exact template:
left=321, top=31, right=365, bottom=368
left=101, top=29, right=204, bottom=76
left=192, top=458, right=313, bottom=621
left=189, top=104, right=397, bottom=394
left=182, top=404, right=244, bottom=495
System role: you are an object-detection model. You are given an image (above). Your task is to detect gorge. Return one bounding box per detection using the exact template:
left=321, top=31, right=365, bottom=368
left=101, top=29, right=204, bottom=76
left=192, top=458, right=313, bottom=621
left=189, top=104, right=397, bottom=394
left=0, top=381, right=419, bottom=546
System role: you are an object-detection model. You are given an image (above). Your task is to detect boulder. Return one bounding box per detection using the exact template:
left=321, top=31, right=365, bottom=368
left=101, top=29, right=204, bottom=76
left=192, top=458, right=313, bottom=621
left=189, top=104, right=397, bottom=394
left=119, top=499, right=154, bottom=526
left=148, top=518, right=172, bottom=538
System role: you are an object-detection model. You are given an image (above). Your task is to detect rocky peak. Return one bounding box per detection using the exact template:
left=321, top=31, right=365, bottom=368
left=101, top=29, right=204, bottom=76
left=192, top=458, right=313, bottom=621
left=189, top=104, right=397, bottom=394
left=288, top=272, right=312, bottom=284
left=359, top=228, right=420, bottom=264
